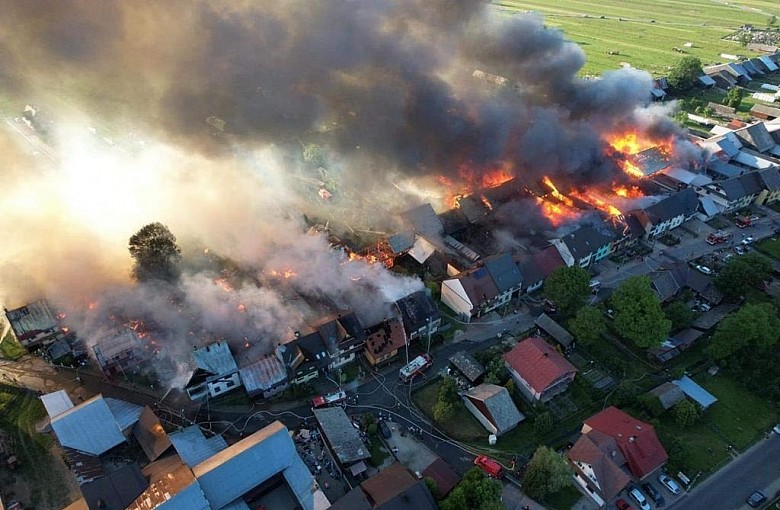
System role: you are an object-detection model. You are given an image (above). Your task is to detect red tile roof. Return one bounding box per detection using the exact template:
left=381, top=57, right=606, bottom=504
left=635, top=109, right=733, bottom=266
left=502, top=337, right=577, bottom=393
left=584, top=407, right=668, bottom=479
left=421, top=458, right=460, bottom=497
left=567, top=433, right=631, bottom=501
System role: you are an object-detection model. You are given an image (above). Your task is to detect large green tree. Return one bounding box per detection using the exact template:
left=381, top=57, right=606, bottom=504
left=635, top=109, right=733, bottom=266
left=569, top=305, right=606, bottom=345
left=544, top=266, right=590, bottom=314
left=434, top=376, right=460, bottom=422
left=611, top=276, right=671, bottom=348
left=665, top=300, right=694, bottom=331
left=522, top=446, right=573, bottom=500
left=441, top=467, right=503, bottom=510
left=706, top=303, right=780, bottom=360
left=128, top=222, right=182, bottom=282
left=668, top=56, right=703, bottom=91
left=715, top=253, right=773, bottom=301
left=723, top=86, right=744, bottom=109
left=673, top=400, right=700, bottom=428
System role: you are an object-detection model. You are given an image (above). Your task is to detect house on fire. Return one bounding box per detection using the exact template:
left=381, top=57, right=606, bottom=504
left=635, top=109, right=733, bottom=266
left=567, top=407, right=668, bottom=507
left=185, top=341, right=241, bottom=401
left=503, top=337, right=577, bottom=404
left=440, top=253, right=522, bottom=322
left=394, top=290, right=441, bottom=343
left=625, top=188, right=699, bottom=239
left=239, top=354, right=289, bottom=399
left=4, top=299, right=61, bottom=349
left=93, top=327, right=151, bottom=378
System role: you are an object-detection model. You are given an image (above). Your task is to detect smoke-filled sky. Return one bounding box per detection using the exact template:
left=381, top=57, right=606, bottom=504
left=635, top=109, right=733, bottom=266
left=0, top=0, right=682, bottom=374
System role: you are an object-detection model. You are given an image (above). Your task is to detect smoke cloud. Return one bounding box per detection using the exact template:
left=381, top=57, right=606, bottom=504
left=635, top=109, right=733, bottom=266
left=0, top=1, right=689, bottom=385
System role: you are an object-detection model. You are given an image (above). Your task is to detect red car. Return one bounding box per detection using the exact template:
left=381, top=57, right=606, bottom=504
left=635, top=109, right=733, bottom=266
left=615, top=499, right=634, bottom=510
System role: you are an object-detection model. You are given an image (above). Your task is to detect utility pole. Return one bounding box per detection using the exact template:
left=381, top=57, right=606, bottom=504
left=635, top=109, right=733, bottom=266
left=425, top=318, right=433, bottom=354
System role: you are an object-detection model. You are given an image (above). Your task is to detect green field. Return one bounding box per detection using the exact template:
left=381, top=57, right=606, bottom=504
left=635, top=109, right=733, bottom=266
left=496, top=0, right=780, bottom=76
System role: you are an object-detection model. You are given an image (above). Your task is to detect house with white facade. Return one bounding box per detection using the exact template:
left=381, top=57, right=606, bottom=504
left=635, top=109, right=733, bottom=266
left=551, top=225, right=616, bottom=268
left=626, top=188, right=699, bottom=239
left=503, top=337, right=577, bottom=404
left=185, top=341, right=241, bottom=400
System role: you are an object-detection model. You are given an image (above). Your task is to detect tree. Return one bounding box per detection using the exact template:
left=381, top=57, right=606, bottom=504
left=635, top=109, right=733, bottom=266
left=770, top=14, right=777, bottom=26
left=569, top=306, right=606, bottom=345
left=673, top=400, right=700, bottom=428
left=522, top=446, right=573, bottom=500
left=302, top=143, right=327, bottom=167
left=504, top=378, right=515, bottom=396
left=424, top=477, right=440, bottom=500
left=724, top=87, right=744, bottom=109
left=665, top=300, right=694, bottom=331
left=483, top=357, right=507, bottom=385
left=706, top=303, right=780, bottom=360
left=612, top=381, right=640, bottom=407
left=544, top=266, right=591, bottom=314
left=715, top=253, right=773, bottom=301
left=637, top=393, right=665, bottom=417
left=668, top=56, right=703, bottom=91
left=434, top=399, right=456, bottom=422
left=441, top=468, right=503, bottom=510
left=611, top=276, right=671, bottom=348
left=434, top=376, right=460, bottom=422
left=128, top=222, right=181, bottom=282
left=534, top=411, right=554, bottom=436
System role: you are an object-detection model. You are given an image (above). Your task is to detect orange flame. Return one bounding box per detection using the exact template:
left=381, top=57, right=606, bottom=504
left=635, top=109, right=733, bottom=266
left=439, top=162, right=514, bottom=209
left=570, top=190, right=623, bottom=219
left=268, top=269, right=297, bottom=279
left=535, top=197, right=580, bottom=227
left=214, top=277, right=233, bottom=292
left=606, top=132, right=674, bottom=179
left=87, top=301, right=98, bottom=310
left=541, top=176, right=575, bottom=207
left=612, top=185, right=644, bottom=198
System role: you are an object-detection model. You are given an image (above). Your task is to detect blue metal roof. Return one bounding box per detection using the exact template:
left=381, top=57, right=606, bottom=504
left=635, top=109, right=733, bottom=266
left=673, top=376, right=718, bottom=409
left=169, top=426, right=228, bottom=468
left=105, top=397, right=143, bottom=432
left=51, top=395, right=127, bottom=456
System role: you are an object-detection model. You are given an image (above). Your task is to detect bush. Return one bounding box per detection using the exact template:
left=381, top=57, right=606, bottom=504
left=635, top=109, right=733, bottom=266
left=367, top=423, right=378, bottom=436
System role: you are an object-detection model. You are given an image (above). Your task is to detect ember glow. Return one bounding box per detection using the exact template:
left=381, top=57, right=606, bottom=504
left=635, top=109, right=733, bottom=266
left=606, top=132, right=675, bottom=180
left=569, top=190, right=623, bottom=219
left=535, top=197, right=580, bottom=227
left=612, top=185, right=644, bottom=199
left=438, top=162, right=515, bottom=209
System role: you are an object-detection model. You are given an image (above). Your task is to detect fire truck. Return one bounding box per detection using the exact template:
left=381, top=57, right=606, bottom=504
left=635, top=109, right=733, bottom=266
left=474, top=455, right=503, bottom=478
left=706, top=231, right=733, bottom=245
left=311, top=390, right=347, bottom=409
left=399, top=354, right=432, bottom=383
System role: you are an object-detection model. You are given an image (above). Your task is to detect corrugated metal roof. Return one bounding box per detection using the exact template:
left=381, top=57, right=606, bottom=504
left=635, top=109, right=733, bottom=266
left=313, top=408, right=370, bottom=465
left=733, top=150, right=776, bottom=169
left=51, top=395, right=128, bottom=456
left=105, top=397, right=143, bottom=432
left=760, top=55, right=779, bottom=71
left=239, top=355, right=288, bottom=395
left=5, top=299, right=58, bottom=340
left=697, top=75, right=716, bottom=86
left=193, top=341, right=238, bottom=377
left=673, top=376, right=718, bottom=409
left=133, top=406, right=172, bottom=462
left=169, top=426, right=228, bottom=468
left=40, top=390, right=74, bottom=419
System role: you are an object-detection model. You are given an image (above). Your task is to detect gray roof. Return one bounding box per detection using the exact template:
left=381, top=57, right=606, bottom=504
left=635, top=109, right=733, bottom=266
left=632, top=147, right=670, bottom=175
left=105, top=397, right=144, bottom=431
left=50, top=395, right=135, bottom=456
left=673, top=376, right=719, bottom=409
left=464, top=383, right=525, bottom=434
left=169, top=425, right=228, bottom=468
left=314, top=407, right=370, bottom=465
left=329, top=487, right=372, bottom=510
left=559, top=225, right=615, bottom=260
left=671, top=328, right=704, bottom=349
left=40, top=389, right=74, bottom=419
left=698, top=75, right=716, bottom=86
left=80, top=462, right=149, bottom=510
left=192, top=341, right=237, bottom=377
left=534, top=313, right=574, bottom=348
left=5, top=299, right=58, bottom=340
left=400, top=203, right=444, bottom=238
left=691, top=302, right=739, bottom=329
left=706, top=159, right=742, bottom=177
left=483, top=253, right=523, bottom=293
left=735, top=123, right=776, bottom=153
left=386, top=232, right=415, bottom=254
left=650, top=271, right=681, bottom=302
left=239, top=355, right=288, bottom=396
left=395, top=290, right=440, bottom=336
left=133, top=406, right=172, bottom=462
left=649, top=382, right=686, bottom=410
left=759, top=167, right=780, bottom=190
left=643, top=189, right=699, bottom=224
left=449, top=351, right=485, bottom=383
left=750, top=104, right=780, bottom=118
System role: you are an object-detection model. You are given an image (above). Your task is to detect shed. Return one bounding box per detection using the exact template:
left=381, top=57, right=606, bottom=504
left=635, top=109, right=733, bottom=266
left=673, top=376, right=719, bottom=409
left=462, top=383, right=525, bottom=436
left=534, top=313, right=574, bottom=349
left=751, top=103, right=780, bottom=121
left=697, top=75, right=716, bottom=88
left=448, top=351, right=485, bottom=383
left=648, top=382, right=686, bottom=410
left=313, top=407, right=370, bottom=466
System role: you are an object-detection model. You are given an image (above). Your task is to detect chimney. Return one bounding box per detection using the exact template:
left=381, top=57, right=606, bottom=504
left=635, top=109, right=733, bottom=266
left=294, top=331, right=301, bottom=339
left=629, top=436, right=636, bottom=443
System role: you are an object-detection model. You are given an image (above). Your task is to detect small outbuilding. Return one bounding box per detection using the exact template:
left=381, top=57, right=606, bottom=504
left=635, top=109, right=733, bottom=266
left=448, top=351, right=485, bottom=384
left=673, top=376, right=719, bottom=409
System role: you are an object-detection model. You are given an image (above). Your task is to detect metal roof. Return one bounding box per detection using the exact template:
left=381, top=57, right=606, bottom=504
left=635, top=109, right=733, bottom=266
left=192, top=341, right=238, bottom=377
left=5, top=299, right=58, bottom=341
left=673, top=376, right=719, bottom=409
left=133, top=406, right=172, bottom=462
left=80, top=462, right=148, bottom=510
left=105, top=397, right=143, bottom=432
left=483, top=253, right=523, bottom=293
left=760, top=55, right=779, bottom=71
left=448, top=351, right=485, bottom=383
left=313, top=407, right=370, bottom=465
left=169, top=425, right=228, bottom=468
left=50, top=395, right=129, bottom=456
left=649, top=382, right=686, bottom=410
left=534, top=313, right=574, bottom=348
left=40, top=390, right=74, bottom=419
left=126, top=463, right=210, bottom=510
left=399, top=203, right=444, bottom=238
left=239, top=355, right=288, bottom=395
left=464, top=383, right=525, bottom=433
left=697, top=75, right=716, bottom=86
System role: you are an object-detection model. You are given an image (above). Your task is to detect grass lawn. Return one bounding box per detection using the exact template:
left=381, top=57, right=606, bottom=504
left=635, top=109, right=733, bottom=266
left=413, top=380, right=486, bottom=441
left=696, top=374, right=777, bottom=449
left=657, top=415, right=731, bottom=475
left=0, top=385, right=74, bottom=509
left=0, top=331, right=26, bottom=361
left=544, top=484, right=584, bottom=510
left=495, top=0, right=776, bottom=76
left=755, top=236, right=780, bottom=261
left=368, top=436, right=390, bottom=467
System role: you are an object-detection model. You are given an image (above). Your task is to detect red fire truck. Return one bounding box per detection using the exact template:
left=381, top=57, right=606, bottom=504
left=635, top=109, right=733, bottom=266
left=474, top=455, right=503, bottom=478
left=311, top=390, right=347, bottom=409
left=706, top=231, right=733, bottom=245
left=399, top=354, right=432, bottom=383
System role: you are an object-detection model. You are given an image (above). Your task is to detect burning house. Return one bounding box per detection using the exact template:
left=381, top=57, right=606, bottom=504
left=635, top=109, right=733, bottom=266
left=185, top=341, right=241, bottom=401
left=4, top=299, right=62, bottom=349
left=363, top=317, right=408, bottom=366
left=92, top=327, right=150, bottom=378
left=625, top=188, right=700, bottom=239
left=239, top=354, right=289, bottom=399
left=394, top=290, right=441, bottom=343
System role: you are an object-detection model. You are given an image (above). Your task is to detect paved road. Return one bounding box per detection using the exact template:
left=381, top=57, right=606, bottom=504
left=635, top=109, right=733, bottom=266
left=671, top=432, right=780, bottom=510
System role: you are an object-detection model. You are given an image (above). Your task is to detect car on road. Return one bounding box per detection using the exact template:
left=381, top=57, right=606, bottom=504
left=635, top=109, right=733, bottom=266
left=378, top=420, right=392, bottom=439
left=615, top=499, right=634, bottom=510
left=735, top=245, right=747, bottom=255
left=658, top=474, right=681, bottom=495
left=741, top=236, right=755, bottom=245
left=642, top=482, right=665, bottom=506
left=746, top=490, right=767, bottom=508
left=628, top=487, right=651, bottom=510
left=695, top=264, right=714, bottom=275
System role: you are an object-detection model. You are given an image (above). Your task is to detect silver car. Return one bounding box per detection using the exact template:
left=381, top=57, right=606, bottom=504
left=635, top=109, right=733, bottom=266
left=658, top=474, right=681, bottom=495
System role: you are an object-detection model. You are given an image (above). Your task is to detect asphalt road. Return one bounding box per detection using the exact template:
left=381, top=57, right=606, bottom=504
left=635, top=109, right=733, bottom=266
left=671, top=433, right=780, bottom=510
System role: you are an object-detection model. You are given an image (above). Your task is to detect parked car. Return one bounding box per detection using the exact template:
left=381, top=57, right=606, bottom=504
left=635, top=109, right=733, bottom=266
left=642, top=482, right=665, bottom=506
left=741, top=236, right=755, bottom=245
left=615, top=499, right=634, bottom=510
left=735, top=245, right=747, bottom=255
left=543, top=299, right=557, bottom=314
left=694, top=264, right=713, bottom=275
left=746, top=490, right=767, bottom=508
left=378, top=420, right=392, bottom=439
left=629, top=487, right=651, bottom=510
left=693, top=302, right=712, bottom=312
left=658, top=474, right=681, bottom=495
